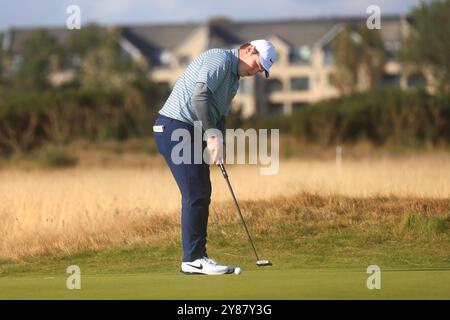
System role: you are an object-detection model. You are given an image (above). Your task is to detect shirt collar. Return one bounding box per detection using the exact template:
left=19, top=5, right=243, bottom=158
left=230, top=48, right=239, bottom=77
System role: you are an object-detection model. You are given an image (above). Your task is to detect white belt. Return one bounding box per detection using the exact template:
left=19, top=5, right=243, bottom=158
left=153, top=125, right=165, bottom=133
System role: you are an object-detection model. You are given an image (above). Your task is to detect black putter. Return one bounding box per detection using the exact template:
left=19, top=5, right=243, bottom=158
left=218, top=163, right=272, bottom=267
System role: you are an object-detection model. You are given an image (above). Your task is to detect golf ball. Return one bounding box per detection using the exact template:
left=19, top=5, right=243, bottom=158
left=234, top=267, right=242, bottom=275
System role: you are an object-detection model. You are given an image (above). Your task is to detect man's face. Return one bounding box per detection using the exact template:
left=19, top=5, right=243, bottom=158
left=237, top=45, right=265, bottom=78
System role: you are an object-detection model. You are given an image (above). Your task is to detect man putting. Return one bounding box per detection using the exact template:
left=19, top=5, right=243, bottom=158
left=153, top=40, right=277, bottom=275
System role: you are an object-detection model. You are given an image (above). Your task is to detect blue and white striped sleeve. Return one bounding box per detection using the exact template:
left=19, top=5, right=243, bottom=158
left=196, top=52, right=227, bottom=93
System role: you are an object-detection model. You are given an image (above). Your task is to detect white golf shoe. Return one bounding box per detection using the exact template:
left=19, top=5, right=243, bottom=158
left=181, top=256, right=233, bottom=275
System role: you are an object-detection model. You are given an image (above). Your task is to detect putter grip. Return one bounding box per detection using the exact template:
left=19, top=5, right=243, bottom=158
left=218, top=163, right=228, bottom=178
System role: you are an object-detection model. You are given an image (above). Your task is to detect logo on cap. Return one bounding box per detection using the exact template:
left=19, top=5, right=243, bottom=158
left=250, top=39, right=277, bottom=78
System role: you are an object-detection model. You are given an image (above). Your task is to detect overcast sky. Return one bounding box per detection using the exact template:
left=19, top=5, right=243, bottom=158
left=0, top=0, right=421, bottom=31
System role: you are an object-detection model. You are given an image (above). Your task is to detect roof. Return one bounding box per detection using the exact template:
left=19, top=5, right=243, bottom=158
left=5, top=27, right=73, bottom=54
left=121, top=23, right=200, bottom=51
left=3, top=16, right=406, bottom=60
left=223, top=19, right=341, bottom=47
left=119, top=23, right=200, bottom=65
left=210, top=16, right=405, bottom=48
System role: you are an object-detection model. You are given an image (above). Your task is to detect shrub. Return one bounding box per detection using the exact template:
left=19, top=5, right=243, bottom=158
left=38, top=147, right=78, bottom=168
left=0, top=82, right=167, bottom=156
left=229, top=88, right=450, bottom=148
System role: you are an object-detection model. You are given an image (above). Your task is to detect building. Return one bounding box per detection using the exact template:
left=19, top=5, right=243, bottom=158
left=2, top=16, right=422, bottom=117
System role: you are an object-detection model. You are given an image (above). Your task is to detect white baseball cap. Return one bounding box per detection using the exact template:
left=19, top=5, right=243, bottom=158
left=250, top=39, right=277, bottom=78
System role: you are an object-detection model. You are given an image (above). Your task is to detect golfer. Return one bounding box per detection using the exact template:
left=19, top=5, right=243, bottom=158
left=153, top=40, right=277, bottom=275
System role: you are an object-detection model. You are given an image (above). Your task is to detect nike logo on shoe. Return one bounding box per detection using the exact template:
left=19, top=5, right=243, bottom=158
left=181, top=257, right=230, bottom=275
left=186, top=263, right=203, bottom=270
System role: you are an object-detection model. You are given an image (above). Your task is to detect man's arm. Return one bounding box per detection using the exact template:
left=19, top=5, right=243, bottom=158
left=217, top=115, right=226, bottom=143
left=192, top=82, right=221, bottom=138
left=192, top=82, right=225, bottom=164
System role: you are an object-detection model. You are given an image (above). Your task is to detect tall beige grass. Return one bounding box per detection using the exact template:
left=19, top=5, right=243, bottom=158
left=1, top=153, right=449, bottom=259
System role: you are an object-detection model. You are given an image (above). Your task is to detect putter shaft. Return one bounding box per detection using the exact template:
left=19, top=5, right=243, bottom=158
left=218, top=163, right=261, bottom=261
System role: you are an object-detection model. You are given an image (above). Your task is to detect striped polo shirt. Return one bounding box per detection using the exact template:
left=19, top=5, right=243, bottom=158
left=158, top=48, right=240, bottom=127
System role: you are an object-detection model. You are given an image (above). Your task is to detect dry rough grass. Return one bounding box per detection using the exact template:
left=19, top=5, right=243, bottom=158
left=0, top=154, right=449, bottom=260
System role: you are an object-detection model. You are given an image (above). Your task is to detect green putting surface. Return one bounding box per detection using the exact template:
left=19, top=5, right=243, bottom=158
left=1, top=268, right=449, bottom=300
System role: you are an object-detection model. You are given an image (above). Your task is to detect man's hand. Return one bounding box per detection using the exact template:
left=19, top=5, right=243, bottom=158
left=206, top=136, right=226, bottom=165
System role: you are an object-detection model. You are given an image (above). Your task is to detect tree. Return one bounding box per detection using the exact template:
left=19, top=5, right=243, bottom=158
left=403, top=0, right=450, bottom=93
left=79, top=27, right=147, bottom=90
left=330, top=24, right=362, bottom=95
left=67, top=23, right=104, bottom=59
left=330, top=23, right=385, bottom=95
left=0, top=50, right=3, bottom=89
left=358, top=25, right=386, bottom=89
left=12, top=29, right=65, bottom=90
left=0, top=34, right=8, bottom=90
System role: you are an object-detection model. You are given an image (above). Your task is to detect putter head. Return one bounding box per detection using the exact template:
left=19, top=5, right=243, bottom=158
left=256, top=260, right=272, bottom=267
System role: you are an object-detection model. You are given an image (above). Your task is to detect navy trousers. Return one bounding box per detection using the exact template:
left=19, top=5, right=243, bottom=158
left=153, top=114, right=211, bottom=262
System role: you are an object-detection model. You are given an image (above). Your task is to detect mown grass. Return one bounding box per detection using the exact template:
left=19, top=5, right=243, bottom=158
left=2, top=269, right=450, bottom=299
left=1, top=193, right=449, bottom=276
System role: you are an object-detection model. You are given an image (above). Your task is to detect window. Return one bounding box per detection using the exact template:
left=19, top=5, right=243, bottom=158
left=266, top=79, right=283, bottom=93
left=407, top=73, right=426, bottom=88
left=292, top=102, right=307, bottom=111
left=178, top=55, right=190, bottom=65
left=267, top=103, right=283, bottom=116
left=384, top=41, right=400, bottom=60
left=69, top=55, right=82, bottom=68
left=239, top=79, right=253, bottom=94
left=159, top=50, right=172, bottom=66
left=323, top=43, right=334, bottom=65
left=11, top=55, right=22, bottom=73
left=382, top=74, right=400, bottom=87
left=289, top=46, right=311, bottom=64
left=291, top=77, right=309, bottom=91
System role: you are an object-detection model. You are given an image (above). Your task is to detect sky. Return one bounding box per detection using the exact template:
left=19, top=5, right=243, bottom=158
left=0, top=0, right=421, bottom=31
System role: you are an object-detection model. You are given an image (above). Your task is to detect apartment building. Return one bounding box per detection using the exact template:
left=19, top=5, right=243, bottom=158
left=2, top=16, right=419, bottom=117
